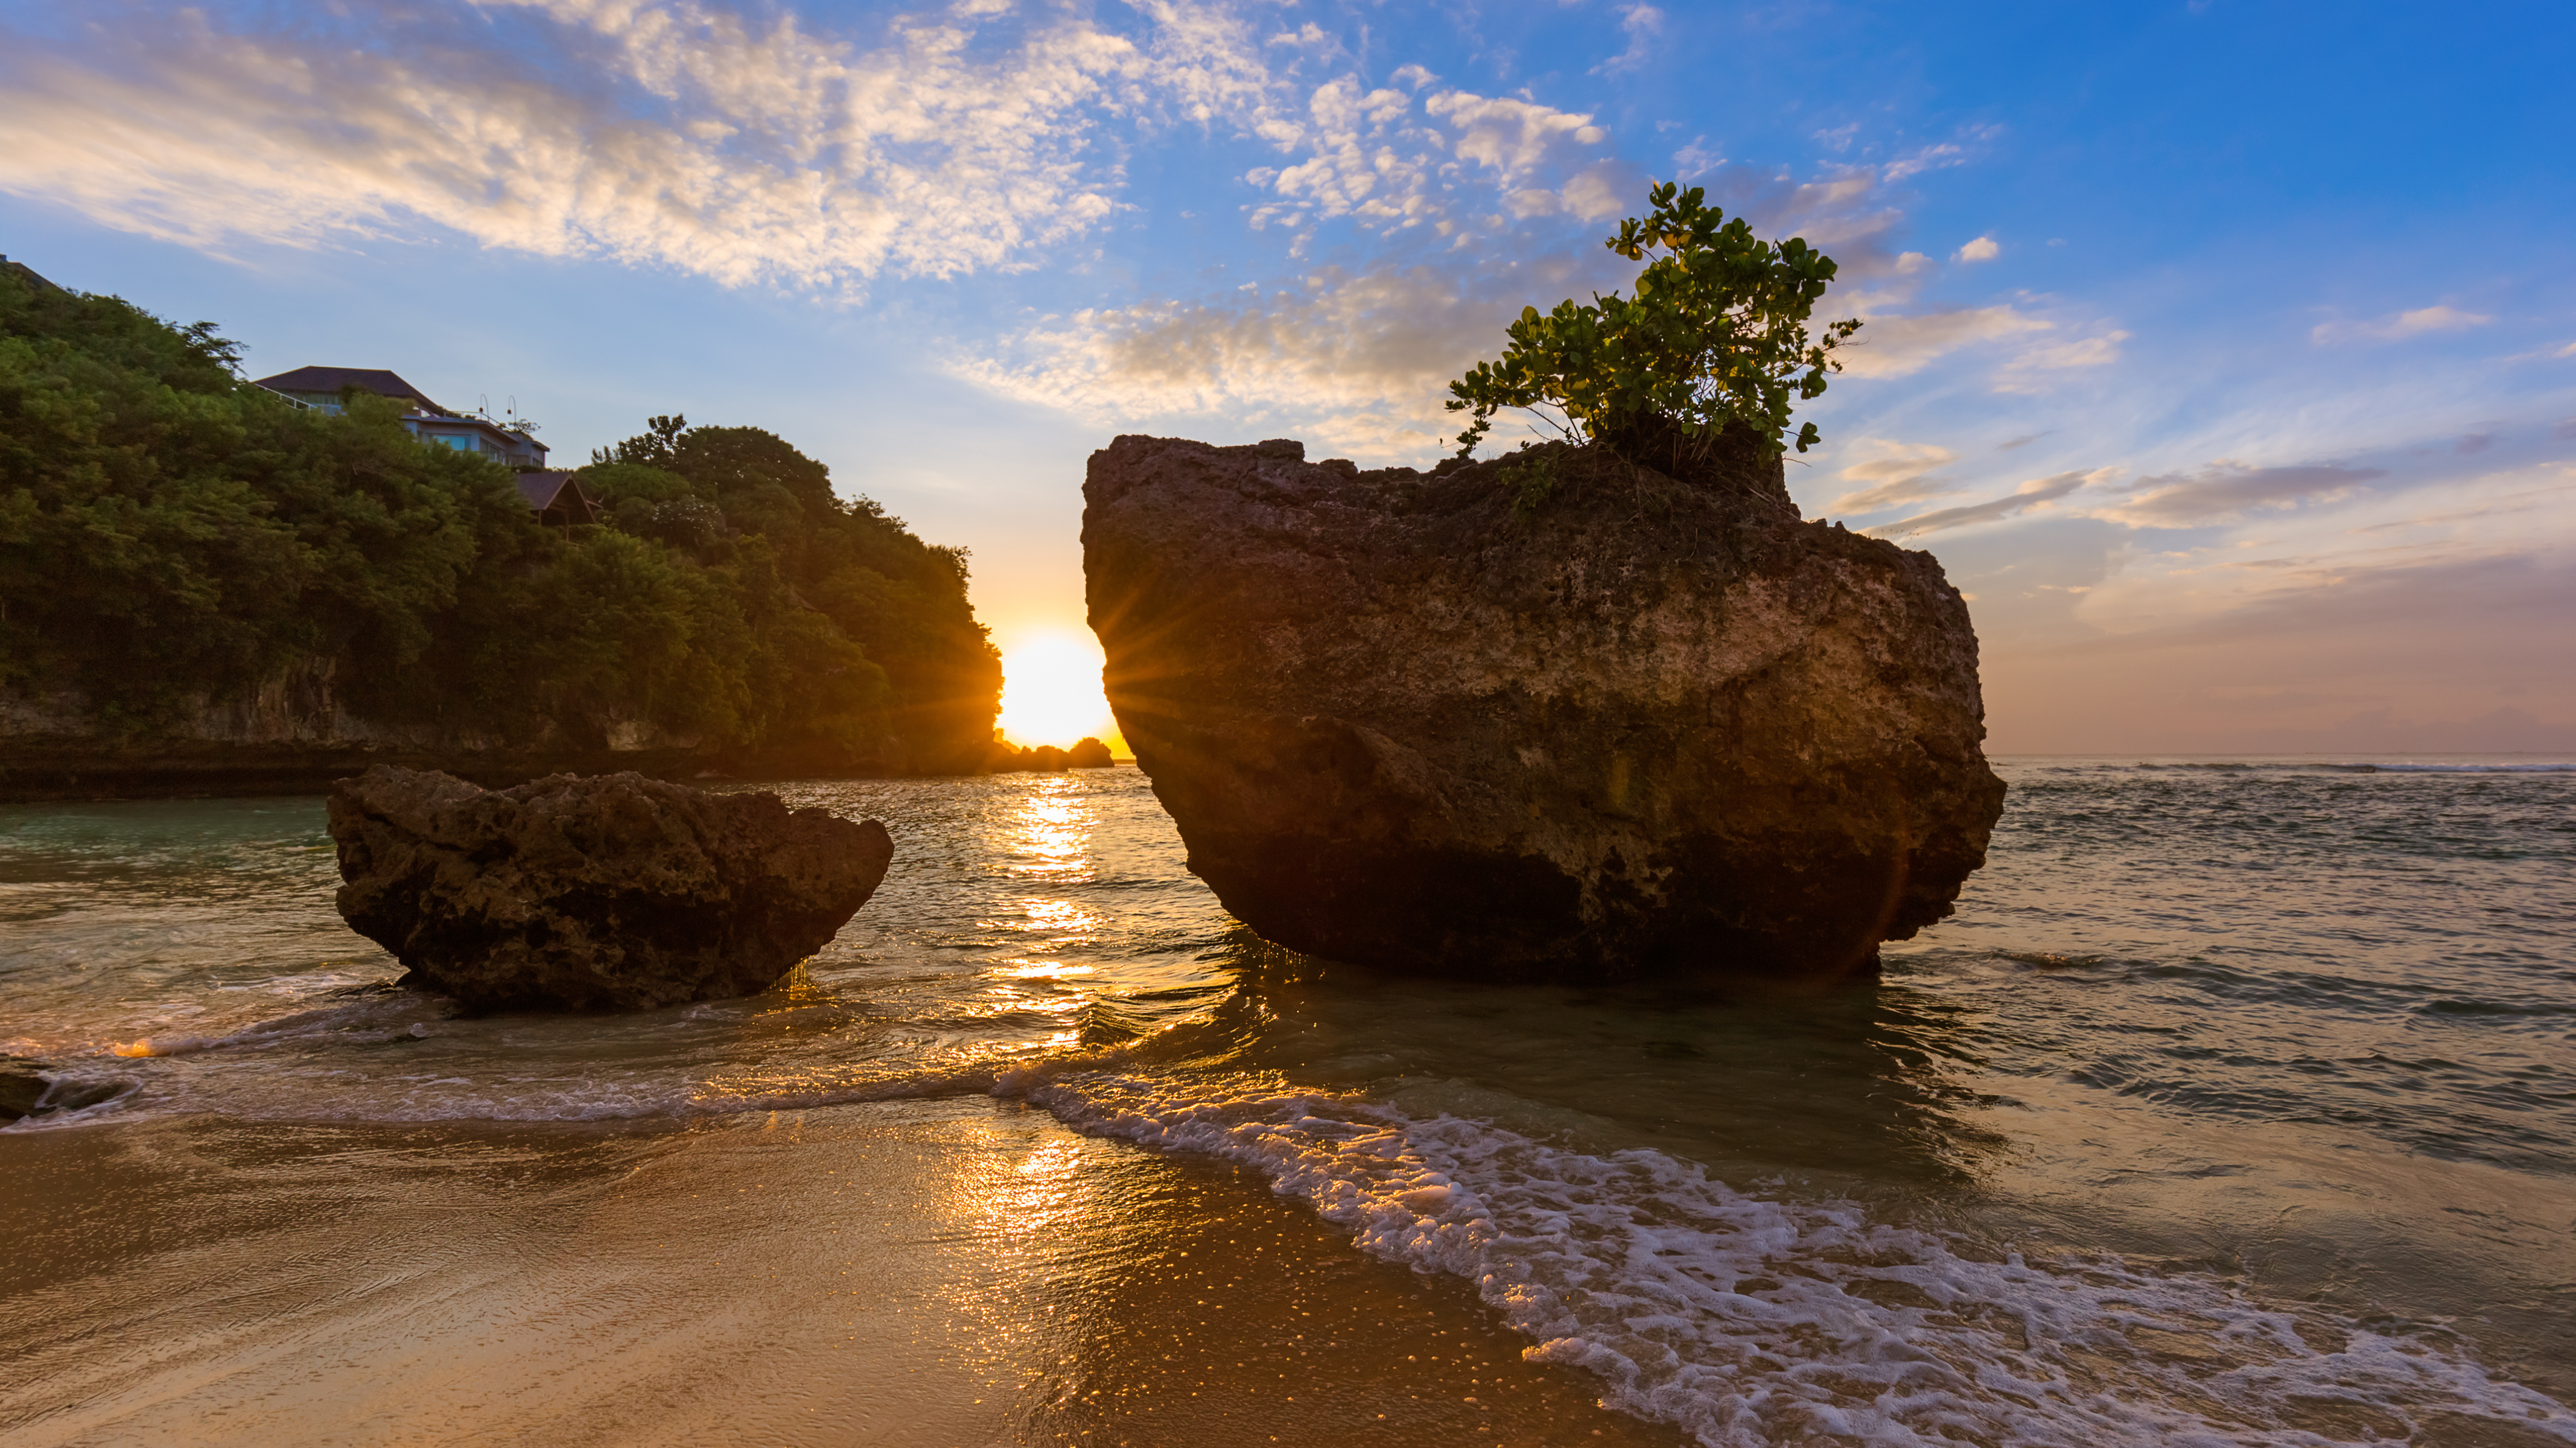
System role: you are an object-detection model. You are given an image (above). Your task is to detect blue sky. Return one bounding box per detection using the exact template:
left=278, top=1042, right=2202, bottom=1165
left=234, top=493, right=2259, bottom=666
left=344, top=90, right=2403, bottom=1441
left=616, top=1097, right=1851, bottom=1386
left=4, top=0, right=2570, bottom=752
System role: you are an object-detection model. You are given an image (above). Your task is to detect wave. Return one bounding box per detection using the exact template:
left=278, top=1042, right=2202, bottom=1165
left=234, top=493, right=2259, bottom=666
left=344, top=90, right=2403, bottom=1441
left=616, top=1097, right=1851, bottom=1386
left=22, top=1002, right=2576, bottom=1446
left=103, top=985, right=445, bottom=1059
left=2125, top=761, right=2576, bottom=774
left=2324, top=762, right=2576, bottom=773
left=1020, top=1067, right=2576, bottom=1448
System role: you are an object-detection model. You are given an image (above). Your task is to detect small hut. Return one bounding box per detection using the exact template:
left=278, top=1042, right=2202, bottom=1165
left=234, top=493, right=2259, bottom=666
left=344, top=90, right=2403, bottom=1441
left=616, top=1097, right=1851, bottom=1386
left=514, top=471, right=601, bottom=527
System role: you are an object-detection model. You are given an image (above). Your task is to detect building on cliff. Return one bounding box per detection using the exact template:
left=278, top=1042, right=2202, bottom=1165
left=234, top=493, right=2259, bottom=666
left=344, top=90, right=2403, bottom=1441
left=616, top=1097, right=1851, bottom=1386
left=252, top=365, right=550, bottom=470
left=512, top=471, right=602, bottom=527
left=2, top=253, right=63, bottom=293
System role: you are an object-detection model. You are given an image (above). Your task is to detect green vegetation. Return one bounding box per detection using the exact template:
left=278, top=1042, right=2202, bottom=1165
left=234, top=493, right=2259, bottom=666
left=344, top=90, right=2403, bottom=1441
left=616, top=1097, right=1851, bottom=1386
left=1447, top=181, right=1862, bottom=460
left=0, top=270, right=999, bottom=772
left=1494, top=447, right=1565, bottom=519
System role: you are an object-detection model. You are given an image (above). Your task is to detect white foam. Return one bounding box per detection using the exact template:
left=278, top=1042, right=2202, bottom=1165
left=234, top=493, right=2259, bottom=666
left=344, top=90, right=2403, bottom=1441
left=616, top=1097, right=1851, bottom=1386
left=1019, top=1068, right=2576, bottom=1448
left=2345, top=762, right=2575, bottom=773
left=106, top=992, right=445, bottom=1058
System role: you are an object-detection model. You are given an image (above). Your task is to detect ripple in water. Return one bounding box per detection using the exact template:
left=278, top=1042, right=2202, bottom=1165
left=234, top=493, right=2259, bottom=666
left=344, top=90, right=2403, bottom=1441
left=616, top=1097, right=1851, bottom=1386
left=4, top=758, right=2572, bottom=1445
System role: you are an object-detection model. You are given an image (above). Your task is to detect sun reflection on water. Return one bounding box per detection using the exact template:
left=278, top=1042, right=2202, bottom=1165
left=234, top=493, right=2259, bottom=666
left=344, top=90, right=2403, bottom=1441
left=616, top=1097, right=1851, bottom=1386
left=1006, top=962, right=1098, bottom=979
left=1007, top=780, right=1096, bottom=883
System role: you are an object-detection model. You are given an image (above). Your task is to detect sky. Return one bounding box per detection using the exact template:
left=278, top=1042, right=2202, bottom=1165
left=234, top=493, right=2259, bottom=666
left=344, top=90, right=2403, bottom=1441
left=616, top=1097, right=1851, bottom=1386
left=3, top=0, right=2571, bottom=754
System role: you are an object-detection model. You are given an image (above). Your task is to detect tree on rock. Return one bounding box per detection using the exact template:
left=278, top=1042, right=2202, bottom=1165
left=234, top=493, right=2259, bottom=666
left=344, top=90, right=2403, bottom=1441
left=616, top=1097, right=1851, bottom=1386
left=1446, top=181, right=1862, bottom=463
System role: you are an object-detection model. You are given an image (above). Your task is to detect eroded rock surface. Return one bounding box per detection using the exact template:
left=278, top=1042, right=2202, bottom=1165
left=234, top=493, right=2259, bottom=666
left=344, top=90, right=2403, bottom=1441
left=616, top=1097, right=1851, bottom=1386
left=1083, top=431, right=2006, bottom=983
left=328, top=766, right=892, bottom=1011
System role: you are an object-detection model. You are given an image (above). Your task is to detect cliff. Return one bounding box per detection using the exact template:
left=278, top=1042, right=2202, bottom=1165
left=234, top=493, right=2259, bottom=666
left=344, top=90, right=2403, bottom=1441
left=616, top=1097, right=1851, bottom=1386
left=1082, top=431, right=2006, bottom=983
left=1, top=661, right=792, bottom=801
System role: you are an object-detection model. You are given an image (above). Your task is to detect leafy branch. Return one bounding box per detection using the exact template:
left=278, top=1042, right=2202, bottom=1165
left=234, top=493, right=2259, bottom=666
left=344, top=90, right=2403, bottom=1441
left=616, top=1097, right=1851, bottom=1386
left=1446, top=182, right=1861, bottom=460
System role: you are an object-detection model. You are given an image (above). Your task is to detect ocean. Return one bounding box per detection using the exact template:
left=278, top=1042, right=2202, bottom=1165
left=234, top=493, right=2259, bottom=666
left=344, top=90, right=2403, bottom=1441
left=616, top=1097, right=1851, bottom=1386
left=2, top=758, right=2571, bottom=1447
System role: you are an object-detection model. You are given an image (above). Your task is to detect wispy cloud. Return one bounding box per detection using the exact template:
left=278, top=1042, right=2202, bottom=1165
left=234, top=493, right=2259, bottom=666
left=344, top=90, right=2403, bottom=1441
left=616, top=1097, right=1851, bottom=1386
left=0, top=0, right=1282, bottom=288
left=1671, top=136, right=1726, bottom=177
left=2311, top=304, right=2495, bottom=344
left=2099, top=462, right=2385, bottom=527
left=1870, top=469, right=2107, bottom=538
left=1993, top=329, right=2130, bottom=391
left=968, top=157, right=1917, bottom=459
left=953, top=259, right=1579, bottom=457
left=1827, top=439, right=1959, bottom=513
left=1591, top=4, right=1666, bottom=77
left=1883, top=144, right=1965, bottom=182
left=1834, top=306, right=2052, bottom=378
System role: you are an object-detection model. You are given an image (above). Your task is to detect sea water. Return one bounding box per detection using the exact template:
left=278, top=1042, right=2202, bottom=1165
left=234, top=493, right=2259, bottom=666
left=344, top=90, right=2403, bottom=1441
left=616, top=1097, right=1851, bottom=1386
left=2, top=760, right=2571, bottom=1446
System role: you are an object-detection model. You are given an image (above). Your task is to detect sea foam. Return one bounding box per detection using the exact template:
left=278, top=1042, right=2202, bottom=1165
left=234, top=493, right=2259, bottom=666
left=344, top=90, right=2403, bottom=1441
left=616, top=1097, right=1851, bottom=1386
left=1021, top=1067, right=2576, bottom=1448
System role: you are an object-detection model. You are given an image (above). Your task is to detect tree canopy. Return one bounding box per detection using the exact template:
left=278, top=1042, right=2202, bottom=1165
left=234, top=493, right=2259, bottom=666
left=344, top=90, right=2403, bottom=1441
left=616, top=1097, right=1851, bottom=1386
left=1446, top=181, right=1862, bottom=460
left=0, top=269, right=999, bottom=772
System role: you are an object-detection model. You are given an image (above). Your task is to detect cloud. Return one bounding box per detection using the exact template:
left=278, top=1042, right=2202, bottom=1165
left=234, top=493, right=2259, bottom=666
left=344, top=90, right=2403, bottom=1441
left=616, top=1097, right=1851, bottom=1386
left=2099, top=462, right=2386, bottom=527
left=1592, top=5, right=1666, bottom=77
left=1869, top=469, right=2106, bottom=538
left=1254, top=78, right=1443, bottom=233
left=964, top=157, right=1918, bottom=459
left=1953, top=235, right=1998, bottom=262
left=1833, top=306, right=2052, bottom=378
left=1993, top=329, right=2130, bottom=392
left=1671, top=137, right=1726, bottom=177
left=1236, top=83, right=1631, bottom=241
left=1827, top=439, right=1959, bottom=513
left=953, top=258, right=1601, bottom=458
left=0, top=0, right=1289, bottom=289
left=2064, top=552, right=2576, bottom=655
left=1883, top=144, right=1965, bottom=182
left=2311, top=305, right=2495, bottom=344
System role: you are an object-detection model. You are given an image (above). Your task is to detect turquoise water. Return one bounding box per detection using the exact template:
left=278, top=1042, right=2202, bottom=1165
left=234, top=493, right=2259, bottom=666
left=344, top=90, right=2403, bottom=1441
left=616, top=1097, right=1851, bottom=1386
left=3, top=758, right=2572, bottom=1445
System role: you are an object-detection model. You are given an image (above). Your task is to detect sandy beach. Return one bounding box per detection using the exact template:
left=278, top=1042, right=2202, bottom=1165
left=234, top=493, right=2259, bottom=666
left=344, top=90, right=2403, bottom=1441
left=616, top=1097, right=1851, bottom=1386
left=0, top=1099, right=1682, bottom=1447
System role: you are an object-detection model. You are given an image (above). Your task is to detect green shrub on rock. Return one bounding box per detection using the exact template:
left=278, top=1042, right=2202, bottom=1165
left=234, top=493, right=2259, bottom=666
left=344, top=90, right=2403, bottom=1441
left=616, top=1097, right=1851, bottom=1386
left=1446, top=181, right=1862, bottom=462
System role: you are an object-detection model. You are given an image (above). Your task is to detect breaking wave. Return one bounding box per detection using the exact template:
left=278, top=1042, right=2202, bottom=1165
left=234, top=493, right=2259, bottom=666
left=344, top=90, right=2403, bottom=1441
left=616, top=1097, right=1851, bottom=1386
left=1022, top=1068, right=2576, bottom=1448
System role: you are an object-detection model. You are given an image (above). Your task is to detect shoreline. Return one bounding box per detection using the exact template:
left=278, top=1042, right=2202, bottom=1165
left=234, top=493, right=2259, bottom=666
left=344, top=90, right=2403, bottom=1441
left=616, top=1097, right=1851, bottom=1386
left=0, top=754, right=1130, bottom=806
left=0, top=1097, right=1682, bottom=1447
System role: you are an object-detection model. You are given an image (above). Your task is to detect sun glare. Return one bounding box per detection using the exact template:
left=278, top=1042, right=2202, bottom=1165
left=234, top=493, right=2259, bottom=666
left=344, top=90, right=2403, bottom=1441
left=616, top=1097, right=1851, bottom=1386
left=997, top=635, right=1115, bottom=748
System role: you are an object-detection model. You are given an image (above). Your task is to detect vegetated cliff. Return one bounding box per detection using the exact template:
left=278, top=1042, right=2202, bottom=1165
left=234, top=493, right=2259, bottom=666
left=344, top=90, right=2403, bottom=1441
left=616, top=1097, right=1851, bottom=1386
left=1083, top=430, right=2006, bottom=983
left=0, top=267, right=1001, bottom=799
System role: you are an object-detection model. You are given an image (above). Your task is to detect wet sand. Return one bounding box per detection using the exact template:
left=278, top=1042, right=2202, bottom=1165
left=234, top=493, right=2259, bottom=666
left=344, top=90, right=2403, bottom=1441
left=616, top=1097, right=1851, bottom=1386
left=0, top=1099, right=1685, bottom=1447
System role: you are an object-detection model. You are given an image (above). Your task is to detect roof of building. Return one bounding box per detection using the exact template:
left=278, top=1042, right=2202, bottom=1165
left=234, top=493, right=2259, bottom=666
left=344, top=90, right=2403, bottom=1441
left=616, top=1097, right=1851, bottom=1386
left=1, top=254, right=63, bottom=293
left=250, top=366, right=445, bottom=415
left=515, top=471, right=582, bottom=510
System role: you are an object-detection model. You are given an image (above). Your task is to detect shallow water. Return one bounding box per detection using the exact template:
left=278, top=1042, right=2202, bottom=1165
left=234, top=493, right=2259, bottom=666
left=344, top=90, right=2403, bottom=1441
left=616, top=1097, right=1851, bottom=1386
left=3, top=759, right=2572, bottom=1446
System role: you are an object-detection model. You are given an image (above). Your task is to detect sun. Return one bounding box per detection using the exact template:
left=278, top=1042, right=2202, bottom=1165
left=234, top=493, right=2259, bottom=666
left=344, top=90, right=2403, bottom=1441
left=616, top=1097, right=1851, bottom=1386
left=997, top=634, right=1116, bottom=748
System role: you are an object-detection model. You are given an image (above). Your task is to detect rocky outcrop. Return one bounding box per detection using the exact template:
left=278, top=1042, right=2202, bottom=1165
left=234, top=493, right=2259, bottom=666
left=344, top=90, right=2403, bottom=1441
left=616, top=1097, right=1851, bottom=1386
left=0, top=659, right=738, bottom=802
left=327, top=767, right=893, bottom=1011
left=987, top=737, right=1119, bottom=772
left=1083, top=431, right=2005, bottom=983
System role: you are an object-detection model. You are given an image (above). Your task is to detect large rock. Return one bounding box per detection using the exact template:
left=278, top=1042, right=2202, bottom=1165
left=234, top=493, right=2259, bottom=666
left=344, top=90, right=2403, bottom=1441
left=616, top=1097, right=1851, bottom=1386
left=328, top=767, right=893, bottom=1011
left=1082, top=431, right=2006, bottom=983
